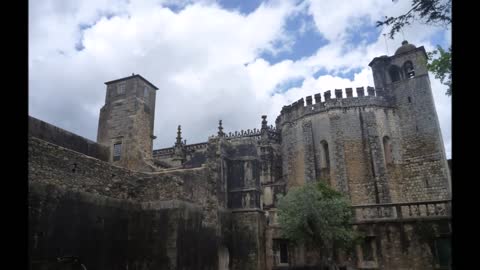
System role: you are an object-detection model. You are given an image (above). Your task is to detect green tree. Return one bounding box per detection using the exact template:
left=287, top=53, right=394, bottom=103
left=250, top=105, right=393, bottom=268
left=376, top=0, right=451, bottom=96
left=277, top=182, right=357, bottom=268
left=427, top=46, right=451, bottom=95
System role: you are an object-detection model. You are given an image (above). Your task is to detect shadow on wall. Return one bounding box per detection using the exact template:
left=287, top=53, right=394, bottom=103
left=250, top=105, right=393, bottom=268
left=447, top=159, right=451, bottom=176
left=29, top=182, right=221, bottom=270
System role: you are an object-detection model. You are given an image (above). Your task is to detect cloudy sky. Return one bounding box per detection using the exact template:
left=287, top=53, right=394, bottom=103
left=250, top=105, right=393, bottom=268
left=29, top=0, right=451, bottom=158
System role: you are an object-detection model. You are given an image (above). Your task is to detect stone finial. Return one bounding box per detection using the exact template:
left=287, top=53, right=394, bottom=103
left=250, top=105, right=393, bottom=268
left=218, top=120, right=225, bottom=137
left=324, top=90, right=331, bottom=100
left=346, top=88, right=353, bottom=97
left=175, top=125, right=183, bottom=146
left=314, top=93, right=321, bottom=103
left=356, top=87, right=365, bottom=97
left=367, top=86, right=375, bottom=96
left=306, top=96, right=313, bottom=105
left=335, top=89, right=343, bottom=98
left=261, top=115, right=268, bottom=130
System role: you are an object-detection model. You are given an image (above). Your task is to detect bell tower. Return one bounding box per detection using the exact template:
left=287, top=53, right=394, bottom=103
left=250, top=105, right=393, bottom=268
left=369, top=41, right=451, bottom=200
left=97, top=74, right=158, bottom=171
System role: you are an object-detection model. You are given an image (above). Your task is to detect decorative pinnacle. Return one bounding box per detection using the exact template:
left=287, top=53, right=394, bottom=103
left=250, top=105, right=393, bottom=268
left=218, top=120, right=225, bottom=137
left=261, top=115, right=268, bottom=130
left=175, top=125, right=182, bottom=146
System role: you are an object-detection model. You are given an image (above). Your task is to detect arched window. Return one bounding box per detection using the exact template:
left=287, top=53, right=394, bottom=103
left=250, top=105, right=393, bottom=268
left=383, top=136, right=393, bottom=165
left=320, top=140, right=330, bottom=170
left=388, top=65, right=401, bottom=83
left=403, top=61, right=415, bottom=78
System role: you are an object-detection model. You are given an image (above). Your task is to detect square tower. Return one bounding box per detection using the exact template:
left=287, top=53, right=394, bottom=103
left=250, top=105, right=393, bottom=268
left=97, top=74, right=158, bottom=171
left=369, top=41, right=451, bottom=200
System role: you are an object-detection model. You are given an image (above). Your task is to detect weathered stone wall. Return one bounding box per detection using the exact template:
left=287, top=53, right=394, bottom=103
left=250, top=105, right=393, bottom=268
left=29, top=136, right=219, bottom=226
left=350, top=220, right=451, bottom=270
left=29, top=182, right=220, bottom=270
left=29, top=116, right=109, bottom=161
left=153, top=143, right=209, bottom=169
left=390, top=76, right=450, bottom=201
left=370, top=46, right=451, bottom=201
left=230, top=211, right=266, bottom=270
left=97, top=76, right=156, bottom=171
left=277, top=94, right=403, bottom=205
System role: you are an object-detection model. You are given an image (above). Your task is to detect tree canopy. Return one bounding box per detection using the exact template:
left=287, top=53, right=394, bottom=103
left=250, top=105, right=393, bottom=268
left=377, top=0, right=451, bottom=39
left=277, top=182, right=357, bottom=265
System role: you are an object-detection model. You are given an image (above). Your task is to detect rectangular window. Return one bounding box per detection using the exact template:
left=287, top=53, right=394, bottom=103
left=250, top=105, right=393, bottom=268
left=279, top=241, right=288, bottom=263
left=117, top=83, right=126, bottom=95
left=273, top=239, right=289, bottom=265
left=362, top=237, right=375, bottom=261
left=113, top=143, right=122, bottom=161
left=144, top=87, right=149, bottom=102
left=434, top=237, right=451, bottom=268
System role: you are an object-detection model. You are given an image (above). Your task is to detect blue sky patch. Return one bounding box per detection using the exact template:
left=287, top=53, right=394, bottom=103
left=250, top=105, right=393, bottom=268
left=217, top=0, right=263, bottom=15
left=313, top=68, right=328, bottom=79
left=163, top=2, right=190, bottom=13
left=273, top=77, right=305, bottom=94
left=338, top=67, right=363, bottom=81
left=429, top=29, right=449, bottom=49
left=259, top=12, right=327, bottom=64
left=342, top=17, right=381, bottom=53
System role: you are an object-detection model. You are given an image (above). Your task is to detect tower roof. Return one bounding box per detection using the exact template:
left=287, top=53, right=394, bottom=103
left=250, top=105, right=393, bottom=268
left=104, top=74, right=159, bottom=90
left=394, top=40, right=417, bottom=55
left=369, top=41, right=426, bottom=67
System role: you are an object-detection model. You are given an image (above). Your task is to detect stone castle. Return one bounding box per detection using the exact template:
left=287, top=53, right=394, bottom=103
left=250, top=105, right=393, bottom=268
left=29, top=41, right=451, bottom=270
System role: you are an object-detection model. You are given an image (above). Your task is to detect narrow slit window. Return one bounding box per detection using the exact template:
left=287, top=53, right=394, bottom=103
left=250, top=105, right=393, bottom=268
left=383, top=136, right=393, bottom=165
left=321, top=140, right=330, bottom=170
left=144, top=87, right=149, bottom=102
left=279, top=241, right=288, bottom=263
left=113, top=143, right=122, bottom=161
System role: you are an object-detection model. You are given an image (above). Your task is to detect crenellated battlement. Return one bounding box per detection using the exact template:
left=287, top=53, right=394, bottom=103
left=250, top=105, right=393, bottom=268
left=276, top=86, right=393, bottom=125
left=209, top=126, right=280, bottom=142
left=153, top=142, right=209, bottom=157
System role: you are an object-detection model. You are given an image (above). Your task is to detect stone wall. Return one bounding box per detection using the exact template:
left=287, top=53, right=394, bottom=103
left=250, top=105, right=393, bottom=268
left=278, top=100, right=403, bottom=205
left=350, top=220, right=451, bottom=270
left=29, top=116, right=109, bottom=161
left=153, top=143, right=209, bottom=169
left=29, top=182, right=220, bottom=270
left=390, top=76, right=451, bottom=201
left=29, top=136, right=219, bottom=226
left=230, top=211, right=266, bottom=270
